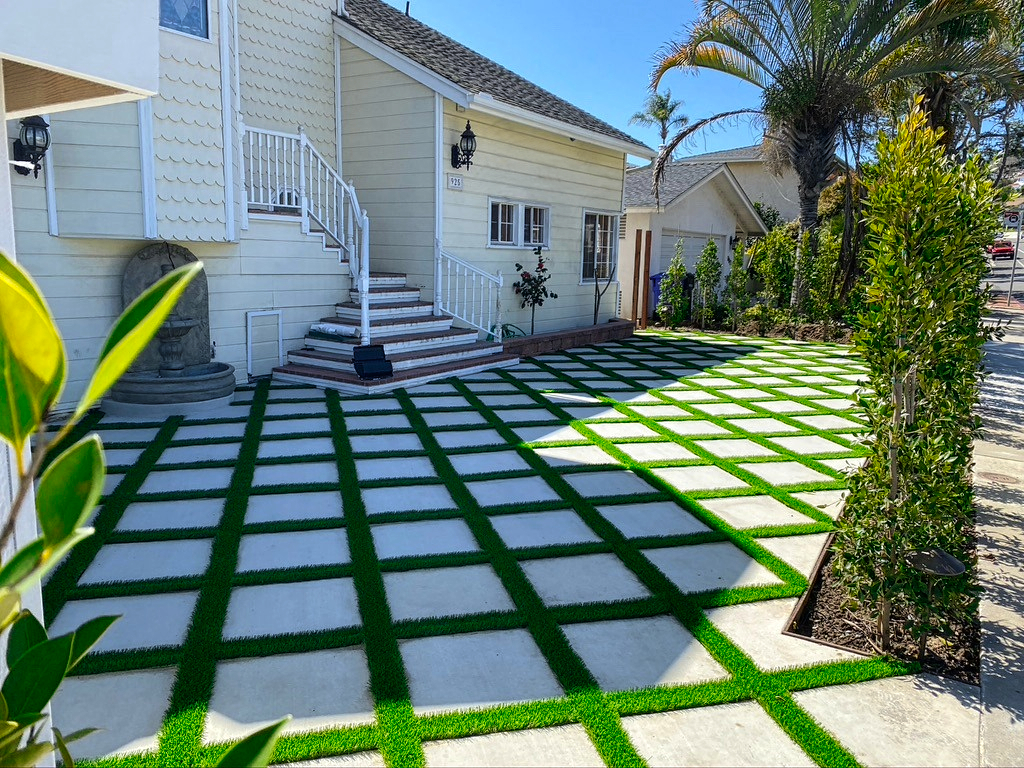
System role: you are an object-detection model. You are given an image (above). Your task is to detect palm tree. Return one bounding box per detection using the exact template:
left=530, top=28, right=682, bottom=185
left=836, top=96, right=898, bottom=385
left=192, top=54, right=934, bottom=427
left=650, top=0, right=1020, bottom=302
left=629, top=90, right=688, bottom=147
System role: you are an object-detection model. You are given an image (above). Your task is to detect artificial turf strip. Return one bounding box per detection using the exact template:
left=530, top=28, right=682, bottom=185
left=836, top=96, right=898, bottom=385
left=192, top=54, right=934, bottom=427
left=42, top=416, right=184, bottom=620
left=157, top=379, right=272, bottom=767
left=324, top=388, right=423, bottom=768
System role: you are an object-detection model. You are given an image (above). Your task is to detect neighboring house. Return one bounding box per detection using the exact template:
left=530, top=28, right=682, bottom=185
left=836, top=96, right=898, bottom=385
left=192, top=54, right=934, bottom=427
left=8, top=0, right=653, bottom=400
left=619, top=162, right=766, bottom=321
left=675, top=143, right=801, bottom=223
left=1, top=0, right=159, bottom=678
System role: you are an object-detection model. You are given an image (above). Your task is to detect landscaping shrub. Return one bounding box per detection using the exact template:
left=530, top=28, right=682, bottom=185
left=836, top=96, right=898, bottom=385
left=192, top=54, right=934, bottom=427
left=512, top=247, right=558, bottom=335
left=831, top=104, right=1003, bottom=651
left=748, top=224, right=797, bottom=309
left=693, top=238, right=722, bottom=329
left=723, top=242, right=751, bottom=331
left=656, top=247, right=692, bottom=327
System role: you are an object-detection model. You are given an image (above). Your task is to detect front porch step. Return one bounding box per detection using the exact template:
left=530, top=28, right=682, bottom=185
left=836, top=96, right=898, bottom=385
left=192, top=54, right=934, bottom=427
left=272, top=353, right=520, bottom=395
left=368, top=272, right=408, bottom=288
left=306, top=327, right=481, bottom=357
left=289, top=340, right=504, bottom=374
left=335, top=300, right=434, bottom=322
left=318, top=314, right=454, bottom=339
left=350, top=286, right=422, bottom=304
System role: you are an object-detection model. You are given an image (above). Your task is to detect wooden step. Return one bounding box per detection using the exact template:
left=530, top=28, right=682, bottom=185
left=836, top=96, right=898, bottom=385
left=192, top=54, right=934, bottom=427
left=306, top=327, right=480, bottom=356
left=289, top=340, right=503, bottom=374
left=272, top=353, right=520, bottom=395
left=336, top=300, right=434, bottom=322
left=317, top=314, right=453, bottom=339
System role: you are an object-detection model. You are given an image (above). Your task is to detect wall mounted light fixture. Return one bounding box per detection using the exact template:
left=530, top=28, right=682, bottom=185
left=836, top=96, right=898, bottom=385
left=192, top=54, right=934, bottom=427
left=450, top=120, right=477, bottom=169
left=13, top=116, right=51, bottom=178
left=729, top=235, right=742, bottom=249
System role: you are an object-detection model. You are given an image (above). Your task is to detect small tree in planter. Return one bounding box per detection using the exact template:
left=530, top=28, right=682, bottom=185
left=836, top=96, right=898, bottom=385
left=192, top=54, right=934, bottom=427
left=693, top=238, right=722, bottom=329
left=832, top=103, right=1002, bottom=653
left=513, top=247, right=558, bottom=335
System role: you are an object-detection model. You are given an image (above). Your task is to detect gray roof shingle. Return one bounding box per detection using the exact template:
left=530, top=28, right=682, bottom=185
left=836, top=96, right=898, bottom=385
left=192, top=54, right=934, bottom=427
left=676, top=144, right=763, bottom=163
left=339, top=0, right=651, bottom=153
left=624, top=162, right=724, bottom=208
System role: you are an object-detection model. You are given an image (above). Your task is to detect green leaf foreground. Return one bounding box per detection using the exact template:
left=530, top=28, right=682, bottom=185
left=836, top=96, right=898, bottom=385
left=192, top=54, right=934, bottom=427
left=36, top=435, right=105, bottom=549
left=213, top=717, right=290, bottom=767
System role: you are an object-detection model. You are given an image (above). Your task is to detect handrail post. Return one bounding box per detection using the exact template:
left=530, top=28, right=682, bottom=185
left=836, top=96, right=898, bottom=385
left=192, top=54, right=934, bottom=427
left=360, top=210, right=371, bottom=346
left=495, top=270, right=504, bottom=344
left=298, top=125, right=309, bottom=235
left=239, top=119, right=249, bottom=231
left=433, top=239, right=443, bottom=317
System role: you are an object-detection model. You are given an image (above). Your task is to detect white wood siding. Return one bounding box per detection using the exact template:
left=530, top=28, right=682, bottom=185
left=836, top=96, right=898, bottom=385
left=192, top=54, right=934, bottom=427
left=49, top=102, right=145, bottom=238
left=238, top=0, right=338, bottom=167
left=443, top=107, right=626, bottom=333
left=339, top=40, right=436, bottom=298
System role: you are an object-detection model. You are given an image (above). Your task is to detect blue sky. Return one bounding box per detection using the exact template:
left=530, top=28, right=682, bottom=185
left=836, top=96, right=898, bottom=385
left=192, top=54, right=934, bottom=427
left=381, top=0, right=766, bottom=160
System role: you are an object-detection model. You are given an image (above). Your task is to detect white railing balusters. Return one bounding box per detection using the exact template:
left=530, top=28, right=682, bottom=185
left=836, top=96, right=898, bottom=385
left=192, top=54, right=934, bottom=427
left=434, top=246, right=504, bottom=343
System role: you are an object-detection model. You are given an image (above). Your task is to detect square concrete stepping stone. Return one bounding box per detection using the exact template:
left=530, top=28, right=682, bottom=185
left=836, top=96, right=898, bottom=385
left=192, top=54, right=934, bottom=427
left=602, top=392, right=663, bottom=404
left=159, top=441, right=241, bottom=465
left=745, top=376, right=789, bottom=386
left=568, top=407, right=628, bottom=421
left=533, top=445, right=616, bottom=467
left=810, top=398, right=858, bottom=411
left=423, top=724, right=602, bottom=767
left=791, top=490, right=848, bottom=519
left=49, top=592, right=199, bottom=653
left=205, top=649, right=374, bottom=742
left=514, top=425, right=586, bottom=444
left=701, top=496, right=813, bottom=529
left=768, top=435, right=850, bottom=454
left=793, top=414, right=864, bottom=430
left=449, top=450, right=532, bottom=475
left=349, top=433, right=423, bottom=453
left=817, top=457, right=866, bottom=473
left=706, top=598, right=858, bottom=670
left=340, top=397, right=401, bottom=412
left=97, top=426, right=161, bottom=444
left=562, top=470, right=658, bottom=498
left=756, top=533, right=829, bottom=577
left=264, top=401, right=327, bottom=418
left=411, top=396, right=470, bottom=409
left=80, top=540, right=212, bottom=584
left=257, top=437, right=336, bottom=460
left=345, top=414, right=411, bottom=431
left=362, top=484, right=455, bottom=515
left=401, top=629, right=563, bottom=713
left=585, top=422, right=660, bottom=440
left=372, top=519, right=479, bottom=559
left=246, top=490, right=344, bottom=523
left=775, top=386, right=826, bottom=398
left=540, top=392, right=601, bottom=405
left=466, top=476, right=560, bottom=507
left=597, top=501, right=709, bottom=538
left=660, top=389, right=721, bottom=403
left=826, top=384, right=861, bottom=395
left=660, top=420, right=730, bottom=437
left=51, top=669, right=176, bottom=760
left=694, top=438, right=779, bottom=459
left=522, top=553, right=650, bottom=606
left=792, top=674, right=981, bottom=768
left=104, top=447, right=145, bottom=467
left=237, top=529, right=349, bottom=572
left=497, top=408, right=562, bottom=424
left=260, top=418, right=331, bottom=436
left=727, top=418, right=801, bottom=434
left=281, top=754, right=384, bottom=767
left=725, top=388, right=775, bottom=400
left=564, top=616, right=729, bottom=691
left=628, top=404, right=689, bottom=418
left=117, top=498, right=224, bottom=531
left=614, top=442, right=697, bottom=463
left=435, top=429, right=506, bottom=449
left=690, top=377, right=741, bottom=388
left=651, top=465, right=747, bottom=492
left=176, top=421, right=249, bottom=440
left=642, top=542, right=782, bottom=593
left=252, top=461, right=338, bottom=488
left=792, top=375, right=838, bottom=385
left=422, top=410, right=488, bottom=428
left=737, top=461, right=833, bottom=486
left=491, top=510, right=600, bottom=548
left=384, top=564, right=515, bottom=621
left=223, top=578, right=360, bottom=639
left=689, top=402, right=755, bottom=417
left=754, top=400, right=816, bottom=414
left=479, top=394, right=537, bottom=407
left=139, top=466, right=234, bottom=494
left=356, top=456, right=437, bottom=482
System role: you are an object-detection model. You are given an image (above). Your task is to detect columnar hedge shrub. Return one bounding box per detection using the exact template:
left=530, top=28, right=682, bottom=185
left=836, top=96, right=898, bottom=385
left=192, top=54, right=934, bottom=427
left=723, top=242, right=750, bottom=330
left=832, top=105, right=1003, bottom=650
left=656, top=244, right=692, bottom=327
left=693, top=238, right=722, bottom=328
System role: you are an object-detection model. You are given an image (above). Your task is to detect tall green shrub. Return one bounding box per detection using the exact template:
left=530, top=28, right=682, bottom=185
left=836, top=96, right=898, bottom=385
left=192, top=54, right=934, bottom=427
left=693, top=238, right=722, bottom=329
left=723, top=242, right=750, bottom=331
left=747, top=225, right=797, bottom=309
left=656, top=244, right=691, bottom=327
left=831, top=104, right=1002, bottom=651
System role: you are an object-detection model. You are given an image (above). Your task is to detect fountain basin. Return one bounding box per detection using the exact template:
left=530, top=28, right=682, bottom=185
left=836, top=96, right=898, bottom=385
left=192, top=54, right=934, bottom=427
left=104, top=362, right=238, bottom=418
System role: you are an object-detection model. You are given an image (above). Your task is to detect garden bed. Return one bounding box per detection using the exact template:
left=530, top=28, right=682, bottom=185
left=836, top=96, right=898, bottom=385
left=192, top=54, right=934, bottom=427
left=502, top=318, right=636, bottom=357
left=650, top=321, right=853, bottom=345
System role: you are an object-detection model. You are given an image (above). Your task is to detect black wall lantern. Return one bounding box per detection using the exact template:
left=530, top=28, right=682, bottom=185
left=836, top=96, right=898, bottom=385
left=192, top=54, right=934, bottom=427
left=13, top=116, right=51, bottom=178
left=451, top=120, right=477, bottom=169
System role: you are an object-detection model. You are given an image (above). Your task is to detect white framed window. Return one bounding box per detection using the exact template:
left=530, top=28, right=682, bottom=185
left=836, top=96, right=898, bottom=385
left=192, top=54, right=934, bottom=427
left=581, top=210, right=619, bottom=282
left=160, top=0, right=210, bottom=39
left=488, top=199, right=550, bottom=248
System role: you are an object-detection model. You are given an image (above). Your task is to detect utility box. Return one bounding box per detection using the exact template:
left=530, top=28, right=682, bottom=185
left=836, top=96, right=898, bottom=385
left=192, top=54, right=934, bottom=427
left=352, top=345, right=393, bottom=380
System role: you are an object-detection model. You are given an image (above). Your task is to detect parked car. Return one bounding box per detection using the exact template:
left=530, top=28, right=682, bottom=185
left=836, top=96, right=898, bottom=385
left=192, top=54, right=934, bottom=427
left=986, top=239, right=1017, bottom=259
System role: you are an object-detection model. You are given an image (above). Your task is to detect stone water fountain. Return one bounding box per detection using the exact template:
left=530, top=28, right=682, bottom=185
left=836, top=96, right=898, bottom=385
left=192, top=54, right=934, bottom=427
left=105, top=243, right=236, bottom=417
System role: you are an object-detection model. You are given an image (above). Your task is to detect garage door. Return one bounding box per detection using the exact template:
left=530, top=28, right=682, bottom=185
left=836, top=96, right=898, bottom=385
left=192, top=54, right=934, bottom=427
left=660, top=231, right=727, bottom=274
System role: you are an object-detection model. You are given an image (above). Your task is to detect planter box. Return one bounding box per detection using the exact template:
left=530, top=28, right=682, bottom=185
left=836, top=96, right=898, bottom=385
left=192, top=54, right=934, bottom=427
left=503, top=319, right=636, bottom=358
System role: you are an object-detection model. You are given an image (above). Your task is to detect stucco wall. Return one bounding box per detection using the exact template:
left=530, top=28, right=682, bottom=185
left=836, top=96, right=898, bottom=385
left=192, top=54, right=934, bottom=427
left=729, top=162, right=800, bottom=224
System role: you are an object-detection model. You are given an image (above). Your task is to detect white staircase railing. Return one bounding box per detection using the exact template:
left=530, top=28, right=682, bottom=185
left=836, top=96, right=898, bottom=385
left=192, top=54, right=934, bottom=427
left=243, top=123, right=371, bottom=346
left=434, top=241, right=504, bottom=343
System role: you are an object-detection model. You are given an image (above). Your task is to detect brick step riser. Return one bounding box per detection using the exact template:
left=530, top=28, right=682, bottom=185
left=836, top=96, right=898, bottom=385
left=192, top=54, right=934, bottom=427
left=289, top=344, right=501, bottom=374
left=367, top=275, right=408, bottom=289
left=336, top=305, right=431, bottom=321
left=305, top=331, right=479, bottom=357
left=350, top=290, right=422, bottom=305
left=272, top=356, right=519, bottom=395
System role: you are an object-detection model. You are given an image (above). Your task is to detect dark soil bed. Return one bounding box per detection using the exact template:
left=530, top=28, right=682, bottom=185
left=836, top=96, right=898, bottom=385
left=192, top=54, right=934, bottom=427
left=792, top=547, right=981, bottom=686
left=651, top=321, right=853, bottom=344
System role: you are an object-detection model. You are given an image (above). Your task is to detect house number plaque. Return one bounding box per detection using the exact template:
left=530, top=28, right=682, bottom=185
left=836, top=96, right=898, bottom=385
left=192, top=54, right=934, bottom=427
left=447, top=174, right=464, bottom=190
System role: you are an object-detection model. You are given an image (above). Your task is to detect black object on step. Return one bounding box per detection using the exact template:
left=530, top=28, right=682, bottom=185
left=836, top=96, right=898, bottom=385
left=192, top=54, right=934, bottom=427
left=353, top=345, right=393, bottom=380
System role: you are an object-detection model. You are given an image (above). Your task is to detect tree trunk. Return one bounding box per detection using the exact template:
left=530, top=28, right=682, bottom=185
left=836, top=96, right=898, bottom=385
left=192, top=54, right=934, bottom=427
left=919, top=76, right=955, bottom=155
left=788, top=124, right=837, bottom=310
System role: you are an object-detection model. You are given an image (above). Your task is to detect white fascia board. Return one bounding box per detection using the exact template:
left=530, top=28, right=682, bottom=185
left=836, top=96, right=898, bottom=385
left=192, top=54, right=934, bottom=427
left=469, top=93, right=656, bottom=159
left=332, top=18, right=471, bottom=108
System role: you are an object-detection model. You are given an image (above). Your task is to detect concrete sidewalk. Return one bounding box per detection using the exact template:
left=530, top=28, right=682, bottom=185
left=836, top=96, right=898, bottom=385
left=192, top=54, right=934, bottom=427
left=975, top=308, right=1024, bottom=766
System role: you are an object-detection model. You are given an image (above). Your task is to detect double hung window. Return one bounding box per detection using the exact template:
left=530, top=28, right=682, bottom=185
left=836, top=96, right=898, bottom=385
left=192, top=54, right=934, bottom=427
left=488, top=200, right=550, bottom=248
left=582, top=212, right=618, bottom=281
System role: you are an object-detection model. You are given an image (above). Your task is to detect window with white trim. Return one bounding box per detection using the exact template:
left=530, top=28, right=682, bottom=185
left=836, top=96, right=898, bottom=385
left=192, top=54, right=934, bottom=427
left=582, top=211, right=619, bottom=281
left=488, top=200, right=550, bottom=248
left=160, top=0, right=209, bottom=38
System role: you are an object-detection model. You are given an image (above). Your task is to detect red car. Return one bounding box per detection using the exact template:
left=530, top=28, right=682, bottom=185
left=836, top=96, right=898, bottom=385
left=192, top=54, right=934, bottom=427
left=986, top=239, right=1017, bottom=259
